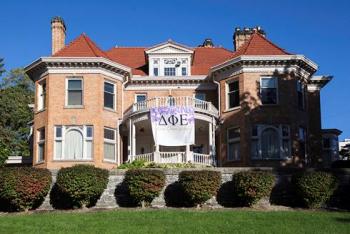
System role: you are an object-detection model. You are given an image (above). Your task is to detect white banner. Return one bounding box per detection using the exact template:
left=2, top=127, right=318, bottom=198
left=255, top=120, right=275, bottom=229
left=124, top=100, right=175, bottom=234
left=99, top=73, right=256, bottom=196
left=150, top=106, right=195, bottom=146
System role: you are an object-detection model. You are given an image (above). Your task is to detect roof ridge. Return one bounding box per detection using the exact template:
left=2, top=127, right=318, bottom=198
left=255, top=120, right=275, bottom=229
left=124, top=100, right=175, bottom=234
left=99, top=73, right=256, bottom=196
left=254, top=32, right=290, bottom=55
left=82, top=34, right=110, bottom=58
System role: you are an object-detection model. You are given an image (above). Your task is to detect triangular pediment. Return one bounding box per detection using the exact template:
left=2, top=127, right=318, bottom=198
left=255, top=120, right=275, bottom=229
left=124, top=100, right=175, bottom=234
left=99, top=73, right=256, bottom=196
left=146, top=40, right=193, bottom=54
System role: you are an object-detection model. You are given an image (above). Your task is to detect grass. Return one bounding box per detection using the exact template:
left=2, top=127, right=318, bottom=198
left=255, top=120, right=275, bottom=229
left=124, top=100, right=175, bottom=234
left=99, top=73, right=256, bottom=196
left=0, top=209, right=349, bottom=234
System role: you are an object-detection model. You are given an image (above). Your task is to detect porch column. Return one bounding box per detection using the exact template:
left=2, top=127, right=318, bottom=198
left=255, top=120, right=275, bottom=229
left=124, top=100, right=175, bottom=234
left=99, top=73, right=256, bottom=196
left=186, top=144, right=193, bottom=163
left=128, top=118, right=132, bottom=161
left=154, top=144, right=160, bottom=163
left=132, top=120, right=136, bottom=159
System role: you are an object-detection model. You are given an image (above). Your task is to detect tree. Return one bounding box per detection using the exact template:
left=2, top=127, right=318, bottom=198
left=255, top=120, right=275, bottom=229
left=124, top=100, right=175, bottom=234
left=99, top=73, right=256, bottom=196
left=0, top=68, right=34, bottom=164
left=0, top=58, right=5, bottom=77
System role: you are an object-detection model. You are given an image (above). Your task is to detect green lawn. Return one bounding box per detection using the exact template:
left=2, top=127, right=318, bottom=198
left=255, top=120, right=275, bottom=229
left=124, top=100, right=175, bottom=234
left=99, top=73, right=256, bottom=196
left=0, top=209, right=349, bottom=234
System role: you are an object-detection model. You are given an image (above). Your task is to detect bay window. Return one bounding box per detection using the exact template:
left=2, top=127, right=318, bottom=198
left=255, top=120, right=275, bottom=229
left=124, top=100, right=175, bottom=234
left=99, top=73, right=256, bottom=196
left=297, top=80, right=305, bottom=109
left=227, top=80, right=240, bottom=109
left=54, top=125, right=93, bottom=160
left=251, top=124, right=290, bottom=160
left=104, top=81, right=115, bottom=109
left=37, top=128, right=45, bottom=162
left=66, top=78, right=83, bottom=106
left=104, top=127, right=117, bottom=162
left=38, top=80, right=46, bottom=111
left=260, top=77, right=278, bottom=104
left=227, top=127, right=240, bottom=161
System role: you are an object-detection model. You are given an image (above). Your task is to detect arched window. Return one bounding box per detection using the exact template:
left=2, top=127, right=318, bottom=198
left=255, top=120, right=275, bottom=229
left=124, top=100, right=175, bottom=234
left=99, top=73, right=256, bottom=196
left=261, top=128, right=279, bottom=159
left=64, top=129, right=83, bottom=160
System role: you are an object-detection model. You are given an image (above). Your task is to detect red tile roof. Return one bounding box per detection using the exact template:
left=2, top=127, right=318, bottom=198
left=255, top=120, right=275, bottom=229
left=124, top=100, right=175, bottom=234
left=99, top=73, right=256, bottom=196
left=231, top=32, right=291, bottom=58
left=191, top=47, right=233, bottom=75
left=106, top=48, right=148, bottom=75
left=53, top=33, right=110, bottom=58
left=52, top=32, right=291, bottom=75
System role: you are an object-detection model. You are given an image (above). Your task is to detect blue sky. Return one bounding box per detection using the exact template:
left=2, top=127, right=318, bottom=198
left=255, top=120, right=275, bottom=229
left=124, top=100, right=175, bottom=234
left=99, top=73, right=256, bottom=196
left=1, top=0, right=349, bottom=139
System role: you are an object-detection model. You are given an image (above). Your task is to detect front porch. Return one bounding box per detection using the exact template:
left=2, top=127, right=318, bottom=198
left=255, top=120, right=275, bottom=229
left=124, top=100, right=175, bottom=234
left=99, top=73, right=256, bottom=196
left=122, top=96, right=218, bottom=166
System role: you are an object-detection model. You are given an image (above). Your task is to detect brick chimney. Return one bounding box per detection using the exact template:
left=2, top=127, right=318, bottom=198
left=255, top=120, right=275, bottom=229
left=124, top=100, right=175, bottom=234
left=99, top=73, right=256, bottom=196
left=233, top=26, right=265, bottom=51
left=51, top=16, right=66, bottom=55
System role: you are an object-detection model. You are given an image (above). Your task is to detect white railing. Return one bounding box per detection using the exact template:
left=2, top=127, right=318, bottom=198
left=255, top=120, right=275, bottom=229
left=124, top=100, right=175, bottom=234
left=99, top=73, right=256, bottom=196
left=131, top=152, right=213, bottom=166
left=193, top=153, right=213, bottom=165
left=159, top=152, right=186, bottom=164
left=134, top=152, right=154, bottom=162
left=126, top=96, right=218, bottom=117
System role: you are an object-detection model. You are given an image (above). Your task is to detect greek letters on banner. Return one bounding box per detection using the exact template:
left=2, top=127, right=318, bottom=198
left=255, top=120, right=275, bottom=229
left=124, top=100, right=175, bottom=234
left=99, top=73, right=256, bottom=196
left=150, top=106, right=195, bottom=146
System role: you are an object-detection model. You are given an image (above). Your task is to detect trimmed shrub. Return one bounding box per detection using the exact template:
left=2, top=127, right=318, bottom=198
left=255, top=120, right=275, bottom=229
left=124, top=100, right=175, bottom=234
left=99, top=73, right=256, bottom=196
left=54, top=165, right=109, bottom=209
left=179, top=170, right=221, bottom=206
left=124, top=169, right=165, bottom=207
left=0, top=167, right=51, bottom=211
left=292, top=171, right=337, bottom=208
left=232, top=170, right=275, bottom=207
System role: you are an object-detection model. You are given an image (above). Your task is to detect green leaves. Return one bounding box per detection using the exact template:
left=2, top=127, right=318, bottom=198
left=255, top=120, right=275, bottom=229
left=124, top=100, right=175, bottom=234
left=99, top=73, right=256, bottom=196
left=179, top=170, right=221, bottom=206
left=124, top=169, right=165, bottom=207
left=54, top=165, right=109, bottom=209
left=232, top=171, right=275, bottom=207
left=0, top=167, right=51, bottom=211
left=0, top=68, right=34, bottom=161
left=292, top=171, right=338, bottom=208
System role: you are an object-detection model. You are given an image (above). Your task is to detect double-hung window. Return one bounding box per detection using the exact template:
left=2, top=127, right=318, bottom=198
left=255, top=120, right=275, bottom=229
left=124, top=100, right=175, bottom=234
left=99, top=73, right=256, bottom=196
left=104, top=128, right=117, bottom=162
left=67, top=78, right=83, bottom=106
left=260, top=77, right=278, bottom=104
left=297, top=80, right=305, bottom=109
left=164, top=67, right=176, bottom=76
left=37, top=128, right=45, bottom=162
left=227, top=127, right=240, bottom=161
left=104, top=81, right=115, bottom=109
left=181, top=67, right=187, bottom=76
left=38, top=80, right=46, bottom=111
left=227, top=81, right=240, bottom=109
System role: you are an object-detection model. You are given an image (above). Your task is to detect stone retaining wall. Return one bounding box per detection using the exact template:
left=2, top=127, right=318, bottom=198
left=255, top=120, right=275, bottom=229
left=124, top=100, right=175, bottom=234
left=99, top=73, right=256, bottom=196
left=38, top=167, right=350, bottom=210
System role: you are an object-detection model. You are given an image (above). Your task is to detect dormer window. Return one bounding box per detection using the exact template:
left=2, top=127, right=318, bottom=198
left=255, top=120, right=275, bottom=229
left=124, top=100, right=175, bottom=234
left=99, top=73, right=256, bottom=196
left=182, top=67, right=187, bottom=76
left=145, top=40, right=193, bottom=77
left=164, top=67, right=176, bottom=76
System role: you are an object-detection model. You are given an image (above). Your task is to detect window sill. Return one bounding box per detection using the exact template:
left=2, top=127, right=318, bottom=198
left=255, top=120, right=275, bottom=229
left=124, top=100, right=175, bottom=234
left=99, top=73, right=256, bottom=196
left=52, top=159, right=93, bottom=162
left=35, top=108, right=46, bottom=114
left=64, top=105, right=84, bottom=109
left=34, top=161, right=45, bottom=165
left=103, top=159, right=117, bottom=164
left=261, top=104, right=279, bottom=107
left=223, top=106, right=241, bottom=113
left=104, top=107, right=117, bottom=113
left=251, top=158, right=289, bottom=161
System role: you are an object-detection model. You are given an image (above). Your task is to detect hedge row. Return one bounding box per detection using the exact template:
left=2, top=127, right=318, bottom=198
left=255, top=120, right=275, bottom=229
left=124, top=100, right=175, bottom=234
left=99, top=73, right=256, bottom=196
left=0, top=166, right=347, bottom=212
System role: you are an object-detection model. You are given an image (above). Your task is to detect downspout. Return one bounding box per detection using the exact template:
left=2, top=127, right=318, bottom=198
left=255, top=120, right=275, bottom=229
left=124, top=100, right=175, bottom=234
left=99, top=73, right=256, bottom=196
left=212, top=74, right=221, bottom=113
left=212, top=72, right=221, bottom=166
left=119, top=73, right=129, bottom=165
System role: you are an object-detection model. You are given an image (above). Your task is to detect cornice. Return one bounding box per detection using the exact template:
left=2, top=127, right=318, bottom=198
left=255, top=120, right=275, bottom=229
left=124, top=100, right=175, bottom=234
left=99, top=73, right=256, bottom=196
left=25, top=57, right=131, bottom=81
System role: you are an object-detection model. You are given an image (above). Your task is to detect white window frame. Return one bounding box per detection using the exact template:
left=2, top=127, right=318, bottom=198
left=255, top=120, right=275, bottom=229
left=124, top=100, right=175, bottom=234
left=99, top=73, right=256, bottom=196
left=226, top=80, right=240, bottom=110
left=227, top=127, right=240, bottom=161
left=53, top=125, right=93, bottom=161
left=164, top=67, right=176, bottom=76
left=103, top=127, right=117, bottom=162
left=65, top=77, right=83, bottom=107
left=297, top=80, right=305, bottom=110
left=104, top=80, right=116, bottom=110
left=37, top=128, right=45, bottom=163
left=37, top=80, right=46, bottom=111
left=135, top=94, right=147, bottom=103
left=251, top=124, right=291, bottom=160
left=260, top=77, right=279, bottom=105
